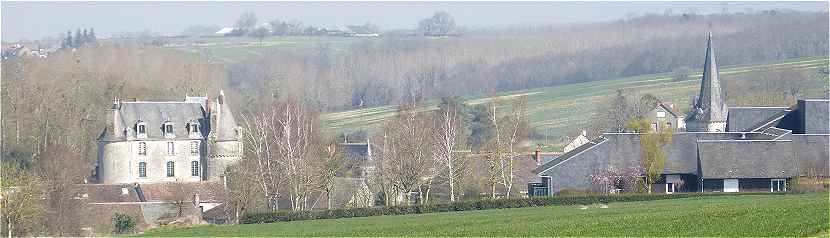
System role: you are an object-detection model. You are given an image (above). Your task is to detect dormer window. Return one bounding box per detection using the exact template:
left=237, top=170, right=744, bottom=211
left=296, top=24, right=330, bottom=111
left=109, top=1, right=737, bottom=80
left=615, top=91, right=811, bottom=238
left=163, top=121, right=175, bottom=139
left=190, top=124, right=199, bottom=133
left=136, top=120, right=147, bottom=139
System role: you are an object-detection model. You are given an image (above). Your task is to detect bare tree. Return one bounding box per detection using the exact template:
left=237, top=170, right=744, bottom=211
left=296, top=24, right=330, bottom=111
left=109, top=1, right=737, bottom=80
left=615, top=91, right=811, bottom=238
left=235, top=12, right=258, bottom=34
left=239, top=111, right=282, bottom=210
left=431, top=97, right=468, bottom=202
left=252, top=26, right=270, bottom=44
left=224, top=161, right=260, bottom=224
left=376, top=102, right=434, bottom=205
left=1, top=163, right=45, bottom=237
left=270, top=100, right=321, bottom=211
left=316, top=142, right=345, bottom=209
left=484, top=95, right=529, bottom=198
left=34, top=145, right=89, bottom=236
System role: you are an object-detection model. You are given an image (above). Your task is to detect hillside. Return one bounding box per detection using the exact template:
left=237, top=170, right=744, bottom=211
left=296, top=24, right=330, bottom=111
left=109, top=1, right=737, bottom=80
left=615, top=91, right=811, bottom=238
left=321, top=57, right=829, bottom=149
left=138, top=192, right=829, bottom=237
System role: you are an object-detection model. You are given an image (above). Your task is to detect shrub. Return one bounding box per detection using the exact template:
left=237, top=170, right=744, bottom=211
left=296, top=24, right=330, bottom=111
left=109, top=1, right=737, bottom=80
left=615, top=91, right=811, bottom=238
left=112, top=213, right=136, bottom=234
left=240, top=192, right=786, bottom=224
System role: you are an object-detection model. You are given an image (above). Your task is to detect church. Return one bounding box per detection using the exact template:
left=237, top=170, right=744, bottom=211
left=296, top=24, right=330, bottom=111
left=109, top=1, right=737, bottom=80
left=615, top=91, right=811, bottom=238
left=532, top=35, right=829, bottom=195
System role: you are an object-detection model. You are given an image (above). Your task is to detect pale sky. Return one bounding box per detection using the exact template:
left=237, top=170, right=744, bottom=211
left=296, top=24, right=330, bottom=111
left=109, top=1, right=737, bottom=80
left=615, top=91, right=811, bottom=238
left=2, top=1, right=827, bottom=42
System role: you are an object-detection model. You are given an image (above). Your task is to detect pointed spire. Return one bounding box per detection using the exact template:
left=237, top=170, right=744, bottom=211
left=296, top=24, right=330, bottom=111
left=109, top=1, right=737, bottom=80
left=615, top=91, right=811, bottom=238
left=689, top=33, right=728, bottom=131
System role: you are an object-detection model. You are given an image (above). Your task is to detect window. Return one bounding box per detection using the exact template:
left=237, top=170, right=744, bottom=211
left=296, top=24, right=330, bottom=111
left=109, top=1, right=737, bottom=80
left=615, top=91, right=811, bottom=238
left=190, top=124, right=199, bottom=133
left=138, top=142, right=147, bottom=155
left=191, top=161, right=200, bottom=177
left=666, top=183, right=674, bottom=194
left=166, top=161, right=175, bottom=177
left=650, top=123, right=658, bottom=132
left=656, top=111, right=666, bottom=118
left=165, top=124, right=174, bottom=134
left=138, top=162, right=147, bottom=178
left=190, top=141, right=199, bottom=155
left=138, top=125, right=146, bottom=134
left=167, top=142, right=175, bottom=155
left=771, top=179, right=786, bottom=192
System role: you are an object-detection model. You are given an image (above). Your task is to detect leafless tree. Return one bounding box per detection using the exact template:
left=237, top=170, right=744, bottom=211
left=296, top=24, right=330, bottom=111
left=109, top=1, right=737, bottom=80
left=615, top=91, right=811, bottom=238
left=431, top=97, right=468, bottom=202
left=34, top=145, right=89, bottom=236
left=484, top=96, right=529, bottom=198
left=317, top=142, right=345, bottom=209
left=270, top=100, right=321, bottom=211
left=376, top=102, right=434, bottom=205
left=235, top=12, right=258, bottom=34
left=239, top=112, right=282, bottom=210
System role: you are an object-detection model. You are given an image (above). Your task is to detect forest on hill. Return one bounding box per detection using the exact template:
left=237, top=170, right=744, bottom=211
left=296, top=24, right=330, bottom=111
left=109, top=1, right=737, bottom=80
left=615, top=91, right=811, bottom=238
left=2, top=9, right=829, bottom=236
left=3, top=10, right=828, bottom=171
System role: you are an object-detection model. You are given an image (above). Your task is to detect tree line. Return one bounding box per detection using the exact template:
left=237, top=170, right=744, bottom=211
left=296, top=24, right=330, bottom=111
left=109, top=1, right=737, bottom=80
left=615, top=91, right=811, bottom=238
left=61, top=28, right=98, bottom=49
left=226, top=10, right=828, bottom=114
left=221, top=94, right=530, bottom=222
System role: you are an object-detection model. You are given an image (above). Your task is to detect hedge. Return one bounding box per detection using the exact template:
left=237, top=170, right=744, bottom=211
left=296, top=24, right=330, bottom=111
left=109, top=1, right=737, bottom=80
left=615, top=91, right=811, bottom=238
left=241, top=192, right=786, bottom=224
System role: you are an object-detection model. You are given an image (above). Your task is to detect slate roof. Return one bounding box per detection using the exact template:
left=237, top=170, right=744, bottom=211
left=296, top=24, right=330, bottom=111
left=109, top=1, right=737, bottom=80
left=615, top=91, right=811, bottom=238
left=215, top=103, right=239, bottom=141
left=657, top=102, right=684, bottom=118
left=688, top=34, right=728, bottom=124
left=82, top=181, right=225, bottom=203
left=532, top=137, right=608, bottom=174
left=726, top=107, right=789, bottom=132
left=697, top=140, right=797, bottom=178
left=100, top=102, right=208, bottom=141
left=799, top=100, right=830, bottom=134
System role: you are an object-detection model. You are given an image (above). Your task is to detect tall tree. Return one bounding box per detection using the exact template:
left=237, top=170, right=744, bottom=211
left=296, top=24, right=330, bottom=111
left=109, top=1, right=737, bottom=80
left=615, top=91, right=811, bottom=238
left=34, top=145, right=89, bottom=235
left=73, top=29, right=82, bottom=48
left=431, top=97, right=468, bottom=202
left=235, top=12, right=258, bottom=34
left=628, top=117, right=673, bottom=193
left=1, top=162, right=46, bottom=237
left=376, top=102, right=434, bottom=205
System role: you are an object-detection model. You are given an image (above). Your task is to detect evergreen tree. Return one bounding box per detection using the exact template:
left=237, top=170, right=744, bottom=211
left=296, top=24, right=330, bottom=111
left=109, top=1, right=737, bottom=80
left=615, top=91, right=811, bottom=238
left=65, top=30, right=73, bottom=49
left=74, top=29, right=82, bottom=47
left=88, top=28, right=97, bottom=45
left=81, top=29, right=88, bottom=46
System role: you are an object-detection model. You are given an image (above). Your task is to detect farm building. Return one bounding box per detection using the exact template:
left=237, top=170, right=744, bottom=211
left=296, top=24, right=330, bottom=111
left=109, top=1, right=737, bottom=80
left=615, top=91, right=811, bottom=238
left=531, top=34, right=829, bottom=195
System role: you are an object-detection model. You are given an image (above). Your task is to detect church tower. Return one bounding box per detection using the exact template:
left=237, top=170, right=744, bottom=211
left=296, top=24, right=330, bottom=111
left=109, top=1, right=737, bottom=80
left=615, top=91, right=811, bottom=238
left=687, top=33, right=728, bottom=132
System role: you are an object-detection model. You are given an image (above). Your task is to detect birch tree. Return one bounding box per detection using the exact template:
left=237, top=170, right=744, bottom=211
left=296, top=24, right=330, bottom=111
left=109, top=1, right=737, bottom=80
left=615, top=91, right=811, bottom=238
left=377, top=103, right=434, bottom=205
left=239, top=112, right=282, bottom=210
left=432, top=97, right=468, bottom=202
left=270, top=100, right=321, bottom=211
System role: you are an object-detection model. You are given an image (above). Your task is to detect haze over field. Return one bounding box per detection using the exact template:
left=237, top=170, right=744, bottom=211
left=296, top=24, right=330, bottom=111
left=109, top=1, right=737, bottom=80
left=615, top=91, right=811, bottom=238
left=2, top=1, right=828, bottom=41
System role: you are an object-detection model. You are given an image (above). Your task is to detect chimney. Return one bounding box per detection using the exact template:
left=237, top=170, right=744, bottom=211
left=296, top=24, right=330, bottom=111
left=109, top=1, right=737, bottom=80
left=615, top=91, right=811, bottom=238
left=534, top=146, right=542, bottom=166
left=107, top=98, right=120, bottom=136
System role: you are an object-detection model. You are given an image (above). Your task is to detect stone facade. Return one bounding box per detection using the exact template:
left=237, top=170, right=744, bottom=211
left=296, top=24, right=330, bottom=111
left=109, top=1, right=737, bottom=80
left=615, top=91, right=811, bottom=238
left=644, top=102, right=685, bottom=132
left=96, top=91, right=242, bottom=184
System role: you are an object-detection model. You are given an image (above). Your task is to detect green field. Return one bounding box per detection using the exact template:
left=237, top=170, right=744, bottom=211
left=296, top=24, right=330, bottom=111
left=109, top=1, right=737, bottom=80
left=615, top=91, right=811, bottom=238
left=321, top=57, right=829, bottom=149
left=139, top=192, right=828, bottom=237
left=163, top=36, right=365, bottom=63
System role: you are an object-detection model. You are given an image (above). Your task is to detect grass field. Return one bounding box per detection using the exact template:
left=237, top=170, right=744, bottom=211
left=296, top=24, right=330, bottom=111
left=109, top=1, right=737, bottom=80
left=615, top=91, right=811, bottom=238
left=162, top=36, right=365, bottom=63
left=321, top=57, right=829, bottom=150
left=139, top=192, right=829, bottom=237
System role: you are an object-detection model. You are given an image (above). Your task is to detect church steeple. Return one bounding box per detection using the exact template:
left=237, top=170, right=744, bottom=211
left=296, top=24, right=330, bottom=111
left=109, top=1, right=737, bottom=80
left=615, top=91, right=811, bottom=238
left=688, top=33, right=728, bottom=132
